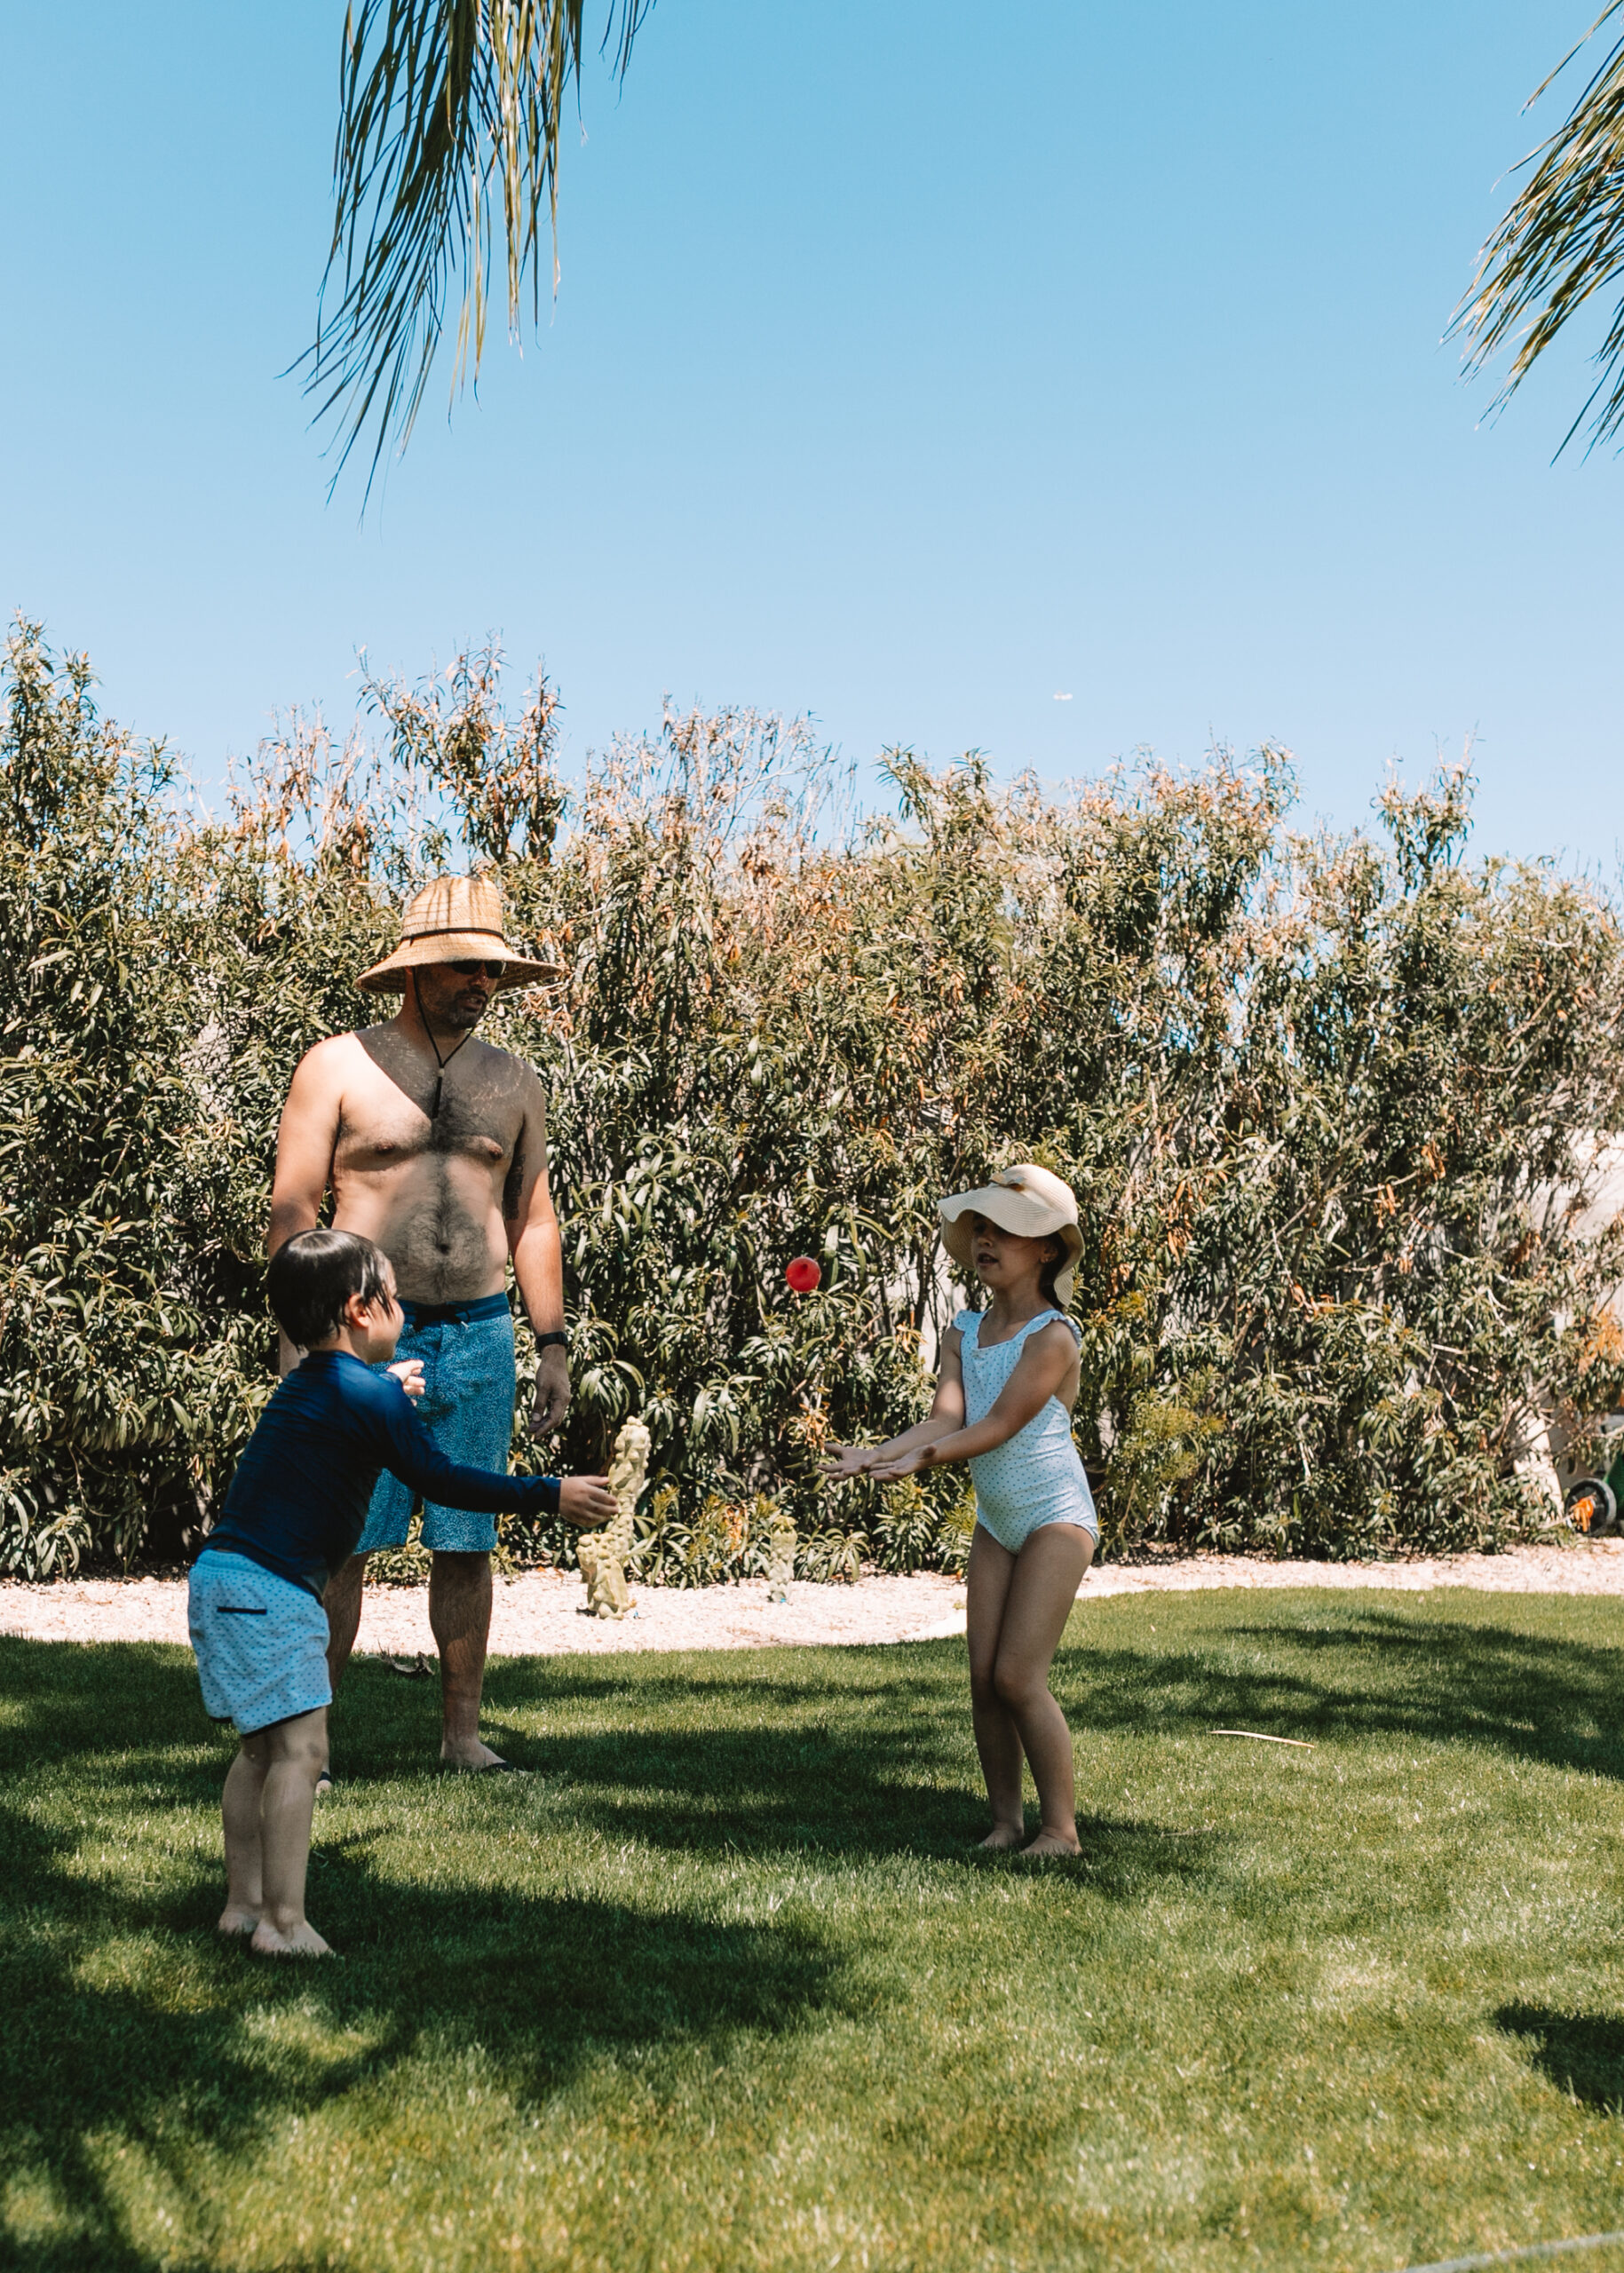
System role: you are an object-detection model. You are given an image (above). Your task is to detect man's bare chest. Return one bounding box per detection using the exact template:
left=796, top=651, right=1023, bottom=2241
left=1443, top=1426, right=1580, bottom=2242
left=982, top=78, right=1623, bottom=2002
left=333, top=1038, right=527, bottom=1176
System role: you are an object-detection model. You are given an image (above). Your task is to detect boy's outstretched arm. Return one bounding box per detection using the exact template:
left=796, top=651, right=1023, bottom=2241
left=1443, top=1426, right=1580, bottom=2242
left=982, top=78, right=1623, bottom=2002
left=371, top=1378, right=616, bottom=1526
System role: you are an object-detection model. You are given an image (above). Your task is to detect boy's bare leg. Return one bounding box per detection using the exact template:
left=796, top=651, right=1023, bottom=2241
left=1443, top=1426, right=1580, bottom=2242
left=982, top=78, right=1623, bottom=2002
left=323, top=1553, right=368, bottom=1694
left=219, top=1735, right=269, bottom=1933
left=990, top=1525, right=1094, bottom=1855
left=430, top=1551, right=503, bottom=1768
left=966, top=1527, right=1026, bottom=1846
left=250, top=1707, right=333, bottom=1957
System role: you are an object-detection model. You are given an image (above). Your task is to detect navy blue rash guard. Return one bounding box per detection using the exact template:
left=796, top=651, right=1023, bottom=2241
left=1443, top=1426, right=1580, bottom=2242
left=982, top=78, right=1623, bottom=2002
left=194, top=1350, right=560, bottom=1598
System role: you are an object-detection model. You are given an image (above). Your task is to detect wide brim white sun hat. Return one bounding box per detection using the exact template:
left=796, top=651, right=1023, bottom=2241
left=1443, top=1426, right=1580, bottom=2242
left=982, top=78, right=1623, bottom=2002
left=939, top=1162, right=1083, bottom=1310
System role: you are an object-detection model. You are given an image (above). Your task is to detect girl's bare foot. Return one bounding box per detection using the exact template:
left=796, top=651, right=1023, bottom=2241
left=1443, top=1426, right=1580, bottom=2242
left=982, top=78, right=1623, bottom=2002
left=217, top=1905, right=260, bottom=1936
left=251, top=1920, right=333, bottom=1958
left=977, top=1823, right=1027, bottom=1850
left=1020, top=1827, right=1081, bottom=1857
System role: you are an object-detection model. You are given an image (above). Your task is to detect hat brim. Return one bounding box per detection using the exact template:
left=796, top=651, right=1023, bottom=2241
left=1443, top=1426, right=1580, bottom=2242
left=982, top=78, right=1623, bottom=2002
left=356, top=931, right=565, bottom=994
left=940, top=1186, right=1083, bottom=1310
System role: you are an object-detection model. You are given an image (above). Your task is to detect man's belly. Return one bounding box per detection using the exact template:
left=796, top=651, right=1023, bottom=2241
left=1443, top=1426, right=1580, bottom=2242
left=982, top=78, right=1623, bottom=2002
left=331, top=1160, right=508, bottom=1304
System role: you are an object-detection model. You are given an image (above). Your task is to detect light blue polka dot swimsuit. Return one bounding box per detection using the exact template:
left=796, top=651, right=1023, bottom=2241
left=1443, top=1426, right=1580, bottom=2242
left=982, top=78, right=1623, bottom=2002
left=955, top=1308, right=1099, bottom=1552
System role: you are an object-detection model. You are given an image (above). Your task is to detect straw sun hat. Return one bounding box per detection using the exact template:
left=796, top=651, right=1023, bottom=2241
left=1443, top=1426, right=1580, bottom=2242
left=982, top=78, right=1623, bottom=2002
left=939, top=1163, right=1084, bottom=1309
left=355, top=875, right=564, bottom=994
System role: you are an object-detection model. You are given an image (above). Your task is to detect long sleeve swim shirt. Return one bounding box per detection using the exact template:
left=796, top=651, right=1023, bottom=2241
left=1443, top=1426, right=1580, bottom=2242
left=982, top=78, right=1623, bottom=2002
left=194, top=1349, right=559, bottom=1597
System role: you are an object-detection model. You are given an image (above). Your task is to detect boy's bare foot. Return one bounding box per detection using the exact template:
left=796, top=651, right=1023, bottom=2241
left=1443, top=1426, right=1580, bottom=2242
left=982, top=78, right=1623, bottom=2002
left=251, top=1920, right=333, bottom=1958
left=1019, top=1828, right=1081, bottom=1857
left=217, top=1905, right=260, bottom=1936
left=977, top=1823, right=1027, bottom=1850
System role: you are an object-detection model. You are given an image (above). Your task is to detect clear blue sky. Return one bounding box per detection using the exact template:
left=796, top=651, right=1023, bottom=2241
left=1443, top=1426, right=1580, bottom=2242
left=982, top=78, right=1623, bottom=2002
left=2, top=0, right=1620, bottom=859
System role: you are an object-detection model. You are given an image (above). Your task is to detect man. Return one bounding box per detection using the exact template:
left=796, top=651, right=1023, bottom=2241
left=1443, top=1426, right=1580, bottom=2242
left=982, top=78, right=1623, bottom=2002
left=268, top=874, right=570, bottom=1771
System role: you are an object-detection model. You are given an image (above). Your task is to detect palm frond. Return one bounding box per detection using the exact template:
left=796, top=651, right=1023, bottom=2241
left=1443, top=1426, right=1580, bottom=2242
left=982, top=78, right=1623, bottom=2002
left=300, top=0, right=655, bottom=493
left=1454, top=1, right=1624, bottom=451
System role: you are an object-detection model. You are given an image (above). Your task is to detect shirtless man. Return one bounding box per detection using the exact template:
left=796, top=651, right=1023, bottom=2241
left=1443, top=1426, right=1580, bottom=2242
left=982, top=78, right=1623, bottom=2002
left=267, top=875, right=570, bottom=1770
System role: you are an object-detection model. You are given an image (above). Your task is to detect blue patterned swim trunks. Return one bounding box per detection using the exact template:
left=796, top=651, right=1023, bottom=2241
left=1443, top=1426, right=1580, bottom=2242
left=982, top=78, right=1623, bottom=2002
left=357, top=1291, right=518, bottom=1556
left=188, top=1550, right=332, bottom=1733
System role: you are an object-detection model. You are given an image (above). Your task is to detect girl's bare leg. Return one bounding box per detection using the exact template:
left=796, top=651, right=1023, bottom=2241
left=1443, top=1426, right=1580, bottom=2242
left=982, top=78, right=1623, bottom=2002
left=219, top=1735, right=269, bottom=1933
left=991, top=1525, right=1095, bottom=1855
left=966, top=1526, right=1026, bottom=1845
left=250, top=1707, right=333, bottom=1957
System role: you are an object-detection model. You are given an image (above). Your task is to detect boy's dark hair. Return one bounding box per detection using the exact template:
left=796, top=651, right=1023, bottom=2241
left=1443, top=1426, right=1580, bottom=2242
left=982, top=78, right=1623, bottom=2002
left=267, top=1228, right=392, bottom=1349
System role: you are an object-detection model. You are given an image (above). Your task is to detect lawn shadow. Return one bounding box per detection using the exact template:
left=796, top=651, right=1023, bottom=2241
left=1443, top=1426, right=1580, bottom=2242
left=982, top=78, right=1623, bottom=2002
left=2, top=1636, right=1227, bottom=1889
left=6, top=1599, right=1610, bottom=2266
left=471, top=1649, right=1232, bottom=1897
left=1066, top=1600, right=1624, bottom=1780
left=1, top=1825, right=846, bottom=2269
left=0, top=1639, right=854, bottom=2270
left=1496, top=2003, right=1624, bottom=2115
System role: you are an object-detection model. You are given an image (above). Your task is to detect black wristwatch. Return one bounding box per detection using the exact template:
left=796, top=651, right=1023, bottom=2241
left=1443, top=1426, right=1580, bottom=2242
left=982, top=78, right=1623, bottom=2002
left=535, top=1330, right=568, bottom=1350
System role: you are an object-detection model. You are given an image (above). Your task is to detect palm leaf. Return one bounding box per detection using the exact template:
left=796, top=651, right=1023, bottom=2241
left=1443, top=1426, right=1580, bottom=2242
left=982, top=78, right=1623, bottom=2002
left=1454, top=1, right=1624, bottom=451
left=301, top=0, right=654, bottom=492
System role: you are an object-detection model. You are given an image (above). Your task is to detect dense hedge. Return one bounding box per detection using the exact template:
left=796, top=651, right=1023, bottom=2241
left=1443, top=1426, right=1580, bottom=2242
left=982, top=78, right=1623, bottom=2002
left=4, top=618, right=1622, bottom=1580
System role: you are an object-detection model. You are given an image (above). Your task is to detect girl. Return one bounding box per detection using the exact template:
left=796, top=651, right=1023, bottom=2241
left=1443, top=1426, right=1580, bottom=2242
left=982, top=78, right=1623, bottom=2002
left=825, top=1165, right=1097, bottom=1856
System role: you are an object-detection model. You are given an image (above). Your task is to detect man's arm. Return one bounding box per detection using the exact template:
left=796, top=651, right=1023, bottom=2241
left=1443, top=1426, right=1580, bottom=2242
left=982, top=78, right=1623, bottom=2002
left=267, top=1042, right=345, bottom=1374
left=504, top=1073, right=571, bottom=1436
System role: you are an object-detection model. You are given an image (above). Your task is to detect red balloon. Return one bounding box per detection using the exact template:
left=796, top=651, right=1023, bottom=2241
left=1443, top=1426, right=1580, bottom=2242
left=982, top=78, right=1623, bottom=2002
left=786, top=1255, right=822, bottom=1294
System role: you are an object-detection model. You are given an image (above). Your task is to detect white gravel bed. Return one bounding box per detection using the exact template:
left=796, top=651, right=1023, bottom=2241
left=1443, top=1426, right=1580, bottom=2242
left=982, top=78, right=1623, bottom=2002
left=3, top=1540, right=1623, bottom=1654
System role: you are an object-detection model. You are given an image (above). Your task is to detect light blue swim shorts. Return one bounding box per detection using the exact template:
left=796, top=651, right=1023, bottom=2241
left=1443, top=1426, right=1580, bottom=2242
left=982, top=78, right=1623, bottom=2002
left=357, top=1291, right=518, bottom=1556
left=187, top=1550, right=332, bottom=1734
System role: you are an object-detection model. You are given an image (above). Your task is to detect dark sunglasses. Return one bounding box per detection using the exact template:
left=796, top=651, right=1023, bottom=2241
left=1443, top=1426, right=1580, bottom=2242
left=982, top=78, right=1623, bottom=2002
left=447, top=959, right=505, bottom=979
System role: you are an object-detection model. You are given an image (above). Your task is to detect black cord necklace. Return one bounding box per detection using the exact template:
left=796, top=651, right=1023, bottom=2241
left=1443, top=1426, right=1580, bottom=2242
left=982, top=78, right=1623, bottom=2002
left=412, top=973, right=472, bottom=1120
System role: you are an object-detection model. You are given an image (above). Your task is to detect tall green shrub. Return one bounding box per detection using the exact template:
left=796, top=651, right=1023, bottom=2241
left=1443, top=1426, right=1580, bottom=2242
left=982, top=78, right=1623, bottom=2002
left=2, top=619, right=1620, bottom=1576
left=0, top=628, right=252, bottom=1572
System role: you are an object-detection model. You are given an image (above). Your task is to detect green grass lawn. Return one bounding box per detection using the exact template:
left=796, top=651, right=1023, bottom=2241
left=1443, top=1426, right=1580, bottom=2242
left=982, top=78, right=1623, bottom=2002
left=4, top=1589, right=1624, bottom=2273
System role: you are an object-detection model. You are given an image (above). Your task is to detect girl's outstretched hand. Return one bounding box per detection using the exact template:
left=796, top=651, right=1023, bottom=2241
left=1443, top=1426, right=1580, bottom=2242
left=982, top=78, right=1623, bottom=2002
left=867, top=1445, right=935, bottom=1479
left=559, top=1476, right=619, bottom=1526
left=821, top=1445, right=874, bottom=1480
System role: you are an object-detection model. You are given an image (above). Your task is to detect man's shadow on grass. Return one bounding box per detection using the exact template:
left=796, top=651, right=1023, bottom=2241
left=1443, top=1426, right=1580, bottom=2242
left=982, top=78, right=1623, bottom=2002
left=1496, top=2004, right=1624, bottom=2115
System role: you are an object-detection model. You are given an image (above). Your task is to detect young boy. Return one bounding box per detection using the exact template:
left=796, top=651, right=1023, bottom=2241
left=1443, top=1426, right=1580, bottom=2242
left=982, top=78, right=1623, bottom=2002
left=187, top=1227, right=616, bottom=1958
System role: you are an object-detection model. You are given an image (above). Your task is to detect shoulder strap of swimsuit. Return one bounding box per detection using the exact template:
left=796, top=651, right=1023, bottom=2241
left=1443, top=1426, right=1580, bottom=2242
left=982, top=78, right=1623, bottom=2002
left=1015, top=1307, right=1081, bottom=1346
left=951, top=1308, right=982, bottom=1346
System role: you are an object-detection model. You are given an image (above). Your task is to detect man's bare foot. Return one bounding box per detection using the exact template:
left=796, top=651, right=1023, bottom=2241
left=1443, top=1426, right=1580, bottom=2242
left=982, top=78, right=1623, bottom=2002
left=977, top=1823, right=1027, bottom=1850
left=1019, top=1828, right=1081, bottom=1857
left=440, top=1738, right=519, bottom=1771
left=251, top=1920, right=333, bottom=1958
left=217, top=1905, right=260, bottom=1936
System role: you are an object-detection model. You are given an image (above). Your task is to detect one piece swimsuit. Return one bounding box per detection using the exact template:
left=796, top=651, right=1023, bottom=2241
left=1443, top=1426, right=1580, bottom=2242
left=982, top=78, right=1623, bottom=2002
left=955, top=1307, right=1099, bottom=1552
